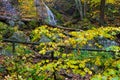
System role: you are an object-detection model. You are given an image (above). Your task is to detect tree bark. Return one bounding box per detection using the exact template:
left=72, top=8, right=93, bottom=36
left=84, top=0, right=87, bottom=18
left=99, top=0, right=106, bottom=26
left=75, top=0, right=83, bottom=20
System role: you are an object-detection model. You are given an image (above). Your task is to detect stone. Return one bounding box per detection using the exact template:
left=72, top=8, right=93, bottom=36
left=39, top=35, right=51, bottom=43
left=9, top=31, right=30, bottom=42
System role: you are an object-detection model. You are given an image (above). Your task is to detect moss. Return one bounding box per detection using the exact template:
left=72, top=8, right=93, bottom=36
left=0, top=22, right=14, bottom=39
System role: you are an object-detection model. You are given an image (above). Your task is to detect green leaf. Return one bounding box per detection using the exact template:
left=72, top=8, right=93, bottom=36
left=112, top=77, right=119, bottom=80
left=28, top=78, right=33, bottom=80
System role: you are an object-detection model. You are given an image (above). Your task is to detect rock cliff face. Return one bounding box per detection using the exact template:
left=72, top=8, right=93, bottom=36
left=0, top=0, right=76, bottom=20
left=35, top=0, right=48, bottom=20
left=0, top=0, right=20, bottom=26
left=0, top=0, right=18, bottom=16
left=52, top=0, right=75, bottom=14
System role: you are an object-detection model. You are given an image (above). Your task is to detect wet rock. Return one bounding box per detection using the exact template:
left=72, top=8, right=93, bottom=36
left=0, top=0, right=20, bottom=26
left=82, top=37, right=119, bottom=50
left=9, top=31, right=30, bottom=42
left=8, top=20, right=15, bottom=26
left=38, top=35, right=51, bottom=43
left=2, top=0, right=18, bottom=16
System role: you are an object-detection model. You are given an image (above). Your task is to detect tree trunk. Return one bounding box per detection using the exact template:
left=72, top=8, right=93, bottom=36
left=99, top=0, right=106, bottom=26
left=84, top=0, right=87, bottom=18
left=75, top=0, right=83, bottom=20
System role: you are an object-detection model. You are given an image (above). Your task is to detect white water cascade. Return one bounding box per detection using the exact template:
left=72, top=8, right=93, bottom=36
left=34, top=0, right=57, bottom=25
left=44, top=2, right=57, bottom=25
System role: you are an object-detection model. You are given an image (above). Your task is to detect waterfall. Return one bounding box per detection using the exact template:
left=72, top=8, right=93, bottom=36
left=34, top=0, right=57, bottom=25
left=44, top=3, right=57, bottom=25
